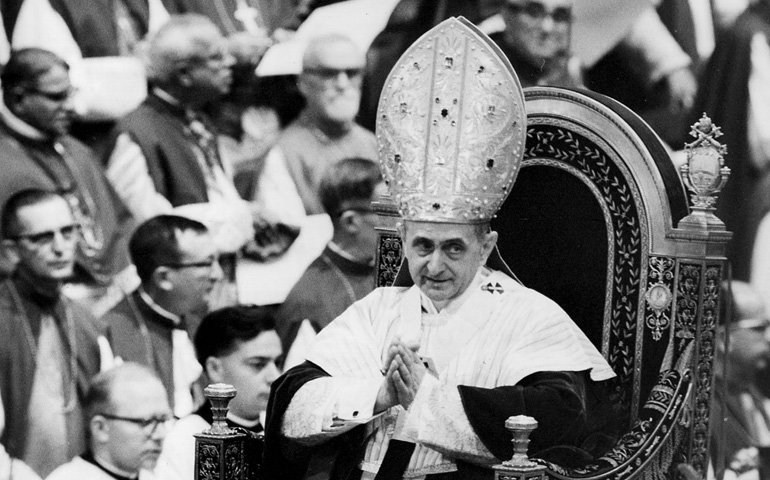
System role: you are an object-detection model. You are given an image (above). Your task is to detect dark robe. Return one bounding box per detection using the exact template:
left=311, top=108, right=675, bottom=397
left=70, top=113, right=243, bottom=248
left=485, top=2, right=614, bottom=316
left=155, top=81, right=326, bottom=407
left=264, top=362, right=596, bottom=480
left=0, top=274, right=102, bottom=460
left=102, top=290, right=194, bottom=411
left=0, top=117, right=134, bottom=283
left=684, top=3, right=770, bottom=281
left=275, top=246, right=376, bottom=353
left=105, top=92, right=212, bottom=207
left=47, top=0, right=151, bottom=58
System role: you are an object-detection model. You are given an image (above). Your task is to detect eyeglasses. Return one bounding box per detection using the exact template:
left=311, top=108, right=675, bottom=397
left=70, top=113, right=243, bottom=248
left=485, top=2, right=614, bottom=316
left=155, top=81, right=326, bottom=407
left=162, top=256, right=220, bottom=270
left=304, top=67, right=363, bottom=83
left=505, top=1, right=572, bottom=24
left=26, top=87, right=77, bottom=102
left=188, top=49, right=232, bottom=69
left=336, top=207, right=376, bottom=218
left=12, top=224, right=78, bottom=247
left=100, top=413, right=175, bottom=436
left=729, top=318, right=770, bottom=333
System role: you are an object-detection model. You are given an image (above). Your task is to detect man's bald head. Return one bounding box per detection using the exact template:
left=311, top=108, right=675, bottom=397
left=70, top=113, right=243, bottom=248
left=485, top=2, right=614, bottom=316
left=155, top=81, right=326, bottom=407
left=298, top=34, right=365, bottom=130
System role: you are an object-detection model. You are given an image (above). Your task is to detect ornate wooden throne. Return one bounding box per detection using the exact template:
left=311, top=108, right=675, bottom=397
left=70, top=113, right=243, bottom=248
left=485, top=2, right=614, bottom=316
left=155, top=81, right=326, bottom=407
left=373, top=87, right=731, bottom=479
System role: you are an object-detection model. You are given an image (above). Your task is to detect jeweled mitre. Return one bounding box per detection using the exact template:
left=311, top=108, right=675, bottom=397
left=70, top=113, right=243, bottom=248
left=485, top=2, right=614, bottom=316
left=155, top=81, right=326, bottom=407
left=376, top=16, right=526, bottom=223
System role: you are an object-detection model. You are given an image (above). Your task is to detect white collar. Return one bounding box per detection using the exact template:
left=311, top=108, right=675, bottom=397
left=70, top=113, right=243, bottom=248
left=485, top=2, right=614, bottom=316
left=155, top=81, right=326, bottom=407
left=152, top=87, right=182, bottom=108
left=418, top=267, right=490, bottom=315
left=327, top=241, right=373, bottom=266
left=227, top=410, right=263, bottom=429
left=0, top=101, right=49, bottom=141
left=92, top=453, right=139, bottom=479
left=138, top=287, right=183, bottom=327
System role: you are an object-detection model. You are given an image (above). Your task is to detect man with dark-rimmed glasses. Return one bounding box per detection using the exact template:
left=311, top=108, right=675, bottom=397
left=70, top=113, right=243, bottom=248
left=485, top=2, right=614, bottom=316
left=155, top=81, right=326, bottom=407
left=0, top=189, right=110, bottom=478
left=102, top=214, right=223, bottom=419
left=47, top=362, right=173, bottom=480
left=254, top=33, right=378, bottom=229
left=0, top=47, right=137, bottom=318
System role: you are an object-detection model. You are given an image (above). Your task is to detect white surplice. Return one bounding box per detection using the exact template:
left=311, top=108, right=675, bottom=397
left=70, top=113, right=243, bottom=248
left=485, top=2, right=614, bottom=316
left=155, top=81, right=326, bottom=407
left=282, top=268, right=614, bottom=478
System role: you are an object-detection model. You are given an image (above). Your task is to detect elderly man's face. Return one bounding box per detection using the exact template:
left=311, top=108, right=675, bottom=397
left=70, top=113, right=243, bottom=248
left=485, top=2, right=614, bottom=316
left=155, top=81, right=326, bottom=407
left=402, top=221, right=497, bottom=310
left=101, top=378, right=172, bottom=473
left=501, top=0, right=573, bottom=68
left=4, top=196, right=78, bottom=282
left=182, top=26, right=234, bottom=101
left=299, top=39, right=365, bottom=126
left=15, top=64, right=75, bottom=137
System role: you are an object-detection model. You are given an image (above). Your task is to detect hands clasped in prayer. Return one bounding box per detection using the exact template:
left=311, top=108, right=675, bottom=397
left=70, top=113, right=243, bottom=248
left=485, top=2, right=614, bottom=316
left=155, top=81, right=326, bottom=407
left=375, top=338, right=428, bottom=412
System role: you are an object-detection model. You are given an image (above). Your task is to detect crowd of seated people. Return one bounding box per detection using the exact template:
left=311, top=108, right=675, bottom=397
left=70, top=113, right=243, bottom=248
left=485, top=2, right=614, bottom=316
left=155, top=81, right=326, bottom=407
left=0, top=0, right=769, bottom=479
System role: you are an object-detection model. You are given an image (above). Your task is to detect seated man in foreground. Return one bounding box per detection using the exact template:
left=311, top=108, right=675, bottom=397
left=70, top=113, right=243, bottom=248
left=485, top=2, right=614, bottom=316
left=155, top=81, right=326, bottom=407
left=47, top=362, right=172, bottom=480
left=263, top=17, right=615, bottom=480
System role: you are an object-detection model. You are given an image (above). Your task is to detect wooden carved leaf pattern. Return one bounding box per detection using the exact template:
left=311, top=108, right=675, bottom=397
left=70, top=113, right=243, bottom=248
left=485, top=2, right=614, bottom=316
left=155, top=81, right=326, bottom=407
left=524, top=124, right=643, bottom=413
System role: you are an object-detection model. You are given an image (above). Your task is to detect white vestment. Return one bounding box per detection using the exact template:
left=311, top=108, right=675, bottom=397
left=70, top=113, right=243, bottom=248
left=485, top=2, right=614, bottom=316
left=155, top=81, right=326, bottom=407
left=281, top=268, right=614, bottom=479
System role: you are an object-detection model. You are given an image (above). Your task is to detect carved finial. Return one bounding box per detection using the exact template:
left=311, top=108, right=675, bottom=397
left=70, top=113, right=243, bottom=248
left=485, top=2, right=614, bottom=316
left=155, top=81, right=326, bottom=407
left=204, top=383, right=237, bottom=435
left=678, top=113, right=730, bottom=230
left=493, top=415, right=547, bottom=479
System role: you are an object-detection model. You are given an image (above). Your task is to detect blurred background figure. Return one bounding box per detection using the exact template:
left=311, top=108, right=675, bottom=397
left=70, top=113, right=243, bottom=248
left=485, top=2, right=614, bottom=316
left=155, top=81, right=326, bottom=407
left=687, top=0, right=770, bottom=287
left=492, top=0, right=583, bottom=88
left=103, top=215, right=222, bottom=418
left=0, top=48, right=137, bottom=316
left=163, top=0, right=295, bottom=37
left=155, top=305, right=282, bottom=480
left=47, top=363, right=172, bottom=480
left=0, top=190, right=110, bottom=478
left=712, top=281, right=770, bottom=480
left=10, top=0, right=170, bottom=150
left=253, top=33, right=377, bottom=229
left=275, top=157, right=384, bottom=366
left=104, top=14, right=254, bottom=302
left=206, top=31, right=278, bottom=199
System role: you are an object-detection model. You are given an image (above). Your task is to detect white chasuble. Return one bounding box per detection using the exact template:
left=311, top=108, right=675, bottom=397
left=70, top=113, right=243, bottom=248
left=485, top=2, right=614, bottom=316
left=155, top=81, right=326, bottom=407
left=287, top=268, right=614, bottom=478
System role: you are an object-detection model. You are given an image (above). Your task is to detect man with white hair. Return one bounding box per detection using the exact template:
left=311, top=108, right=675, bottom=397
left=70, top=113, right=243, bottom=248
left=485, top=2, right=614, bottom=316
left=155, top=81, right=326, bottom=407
left=255, top=33, right=377, bottom=226
left=104, top=14, right=254, bottom=299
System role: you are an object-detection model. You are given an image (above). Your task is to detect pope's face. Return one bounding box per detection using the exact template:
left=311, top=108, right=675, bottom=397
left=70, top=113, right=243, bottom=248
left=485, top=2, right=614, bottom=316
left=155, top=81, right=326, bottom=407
left=402, top=221, right=497, bottom=310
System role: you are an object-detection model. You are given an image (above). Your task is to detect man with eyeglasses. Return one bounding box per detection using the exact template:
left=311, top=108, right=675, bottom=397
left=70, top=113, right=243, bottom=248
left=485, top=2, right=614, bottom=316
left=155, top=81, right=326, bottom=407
left=102, top=215, right=223, bottom=418
left=492, top=0, right=583, bottom=88
left=275, top=158, right=385, bottom=367
left=104, top=14, right=254, bottom=304
left=0, top=189, right=112, bottom=478
left=155, top=305, right=282, bottom=480
left=47, top=362, right=173, bottom=480
left=0, top=48, right=138, bottom=317
left=254, top=33, right=377, bottom=227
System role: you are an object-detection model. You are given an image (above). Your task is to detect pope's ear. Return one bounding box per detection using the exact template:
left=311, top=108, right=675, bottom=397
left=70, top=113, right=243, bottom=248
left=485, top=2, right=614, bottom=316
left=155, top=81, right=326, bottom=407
left=481, top=230, right=498, bottom=260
